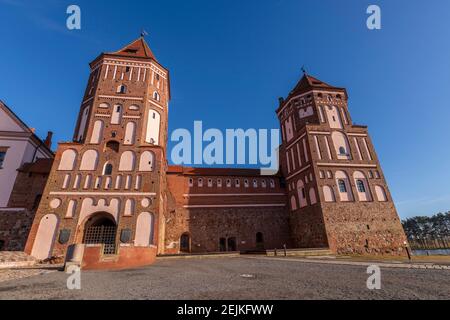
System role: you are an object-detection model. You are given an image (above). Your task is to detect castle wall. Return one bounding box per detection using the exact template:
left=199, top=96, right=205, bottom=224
left=165, top=167, right=291, bottom=253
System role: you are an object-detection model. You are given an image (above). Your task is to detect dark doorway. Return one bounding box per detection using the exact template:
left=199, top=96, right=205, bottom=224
left=83, top=213, right=117, bottom=255
left=219, top=238, right=226, bottom=252
left=227, top=237, right=237, bottom=252
left=0, top=240, right=5, bottom=251
left=180, top=233, right=191, bottom=253
left=256, top=232, right=264, bottom=250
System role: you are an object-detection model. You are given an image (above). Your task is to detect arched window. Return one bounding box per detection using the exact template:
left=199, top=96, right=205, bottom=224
left=290, top=195, right=297, bottom=210
left=76, top=106, right=90, bottom=141
left=332, top=131, right=351, bottom=160
left=297, top=179, right=307, bottom=207
left=309, top=188, right=317, bottom=205
left=90, top=120, right=104, bottom=144
left=119, top=151, right=136, bottom=172
left=58, top=149, right=77, bottom=170
left=98, top=102, right=109, bottom=109
left=103, top=163, right=113, bottom=176
left=124, top=122, right=136, bottom=145
left=153, top=91, right=160, bottom=101
left=79, top=150, right=98, bottom=171
left=124, top=199, right=135, bottom=216
left=338, top=180, right=347, bottom=193
left=270, top=179, right=275, bottom=188
left=325, top=105, right=343, bottom=129
left=117, top=84, right=127, bottom=94
left=375, top=185, right=388, bottom=202
left=145, top=109, right=160, bottom=145
left=323, top=186, right=336, bottom=202
left=111, top=104, right=123, bottom=124
left=353, top=171, right=371, bottom=201
left=115, top=175, right=122, bottom=189
left=335, top=170, right=353, bottom=201
left=139, top=151, right=155, bottom=171
left=356, top=180, right=366, bottom=193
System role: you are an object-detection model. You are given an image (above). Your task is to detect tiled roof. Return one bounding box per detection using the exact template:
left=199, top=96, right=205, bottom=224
left=109, top=37, right=157, bottom=60
left=17, top=158, right=53, bottom=174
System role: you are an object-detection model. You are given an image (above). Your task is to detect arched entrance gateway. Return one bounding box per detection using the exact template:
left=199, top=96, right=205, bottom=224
left=82, top=212, right=117, bottom=255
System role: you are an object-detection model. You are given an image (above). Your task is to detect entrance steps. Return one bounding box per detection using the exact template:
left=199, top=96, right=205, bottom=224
left=0, top=251, right=37, bottom=269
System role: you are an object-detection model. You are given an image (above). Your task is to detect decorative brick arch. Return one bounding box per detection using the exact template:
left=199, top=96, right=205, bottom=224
left=31, top=214, right=59, bottom=260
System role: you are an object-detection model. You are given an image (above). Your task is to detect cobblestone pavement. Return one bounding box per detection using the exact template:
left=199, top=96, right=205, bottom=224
left=0, top=268, right=56, bottom=284
left=0, top=257, right=448, bottom=300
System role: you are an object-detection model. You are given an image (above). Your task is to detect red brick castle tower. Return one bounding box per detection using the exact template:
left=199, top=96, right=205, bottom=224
left=25, top=37, right=170, bottom=268
left=277, top=72, right=407, bottom=255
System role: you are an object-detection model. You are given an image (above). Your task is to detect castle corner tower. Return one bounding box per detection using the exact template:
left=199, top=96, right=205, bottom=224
left=277, top=73, right=408, bottom=255
left=25, top=36, right=170, bottom=268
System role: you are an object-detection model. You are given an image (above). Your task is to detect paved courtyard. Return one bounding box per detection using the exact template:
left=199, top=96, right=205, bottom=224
left=0, top=256, right=449, bottom=300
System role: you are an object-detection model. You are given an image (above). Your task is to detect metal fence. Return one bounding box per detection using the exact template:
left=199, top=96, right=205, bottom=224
left=408, top=236, right=450, bottom=250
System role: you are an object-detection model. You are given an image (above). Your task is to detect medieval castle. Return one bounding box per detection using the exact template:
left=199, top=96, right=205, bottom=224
left=17, top=37, right=407, bottom=269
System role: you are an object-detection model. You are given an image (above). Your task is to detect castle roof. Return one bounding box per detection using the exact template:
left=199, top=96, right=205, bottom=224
left=108, top=36, right=157, bottom=61
left=277, top=73, right=347, bottom=113
left=288, top=74, right=345, bottom=98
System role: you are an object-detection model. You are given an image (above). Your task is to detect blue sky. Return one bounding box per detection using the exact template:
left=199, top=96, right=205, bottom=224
left=1, top=0, right=449, bottom=219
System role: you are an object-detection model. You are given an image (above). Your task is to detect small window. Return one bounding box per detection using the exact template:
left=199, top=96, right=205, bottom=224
left=103, top=163, right=113, bottom=176
left=253, top=179, right=258, bottom=188
left=338, top=180, right=347, bottom=193
left=339, top=147, right=346, bottom=155
left=226, top=179, right=231, bottom=187
left=356, top=180, right=366, bottom=193
left=270, top=179, right=275, bottom=188
left=217, top=179, right=222, bottom=187
left=153, top=92, right=160, bottom=101
left=235, top=179, right=240, bottom=187
left=0, top=151, right=7, bottom=168
left=198, top=178, right=203, bottom=187
left=208, top=179, right=213, bottom=187
left=155, top=74, right=160, bottom=81
left=327, top=171, right=333, bottom=179
left=111, top=131, right=117, bottom=138
left=125, top=66, right=130, bottom=73
left=244, top=179, right=249, bottom=188
left=261, top=180, right=267, bottom=188
left=368, top=171, right=373, bottom=179
left=319, top=171, right=325, bottom=179
left=117, top=85, right=127, bottom=94
left=188, top=178, right=194, bottom=187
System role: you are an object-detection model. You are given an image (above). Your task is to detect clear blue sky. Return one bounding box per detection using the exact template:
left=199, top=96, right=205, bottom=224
left=1, top=0, right=449, bottom=219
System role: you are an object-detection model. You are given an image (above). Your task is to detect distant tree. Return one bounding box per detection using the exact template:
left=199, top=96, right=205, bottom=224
left=402, top=211, right=450, bottom=240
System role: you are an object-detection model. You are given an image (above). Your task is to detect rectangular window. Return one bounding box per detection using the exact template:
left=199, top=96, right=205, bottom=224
left=0, top=150, right=7, bottom=168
